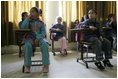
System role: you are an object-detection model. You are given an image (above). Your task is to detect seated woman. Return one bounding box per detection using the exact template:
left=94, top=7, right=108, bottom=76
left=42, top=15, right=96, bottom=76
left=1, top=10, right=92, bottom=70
left=106, top=14, right=117, bottom=52
left=50, top=16, right=67, bottom=55
left=81, top=9, right=113, bottom=70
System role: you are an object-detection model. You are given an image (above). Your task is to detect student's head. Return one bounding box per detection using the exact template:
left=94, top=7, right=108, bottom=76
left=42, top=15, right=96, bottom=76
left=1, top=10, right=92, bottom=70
left=56, top=16, right=62, bottom=24
left=30, top=7, right=42, bottom=19
left=75, top=19, right=79, bottom=24
left=108, top=14, right=115, bottom=21
left=88, top=9, right=97, bottom=20
left=21, top=12, right=28, bottom=21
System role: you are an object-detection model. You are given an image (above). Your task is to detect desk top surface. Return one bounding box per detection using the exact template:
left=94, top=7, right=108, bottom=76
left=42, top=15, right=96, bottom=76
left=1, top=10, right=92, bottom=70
left=70, top=27, right=112, bottom=32
left=14, top=29, right=31, bottom=32
left=50, top=30, right=62, bottom=33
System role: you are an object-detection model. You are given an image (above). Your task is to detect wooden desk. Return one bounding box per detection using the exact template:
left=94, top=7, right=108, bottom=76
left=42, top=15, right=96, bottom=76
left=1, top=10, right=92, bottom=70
left=102, top=27, right=112, bottom=30
left=14, top=29, right=31, bottom=57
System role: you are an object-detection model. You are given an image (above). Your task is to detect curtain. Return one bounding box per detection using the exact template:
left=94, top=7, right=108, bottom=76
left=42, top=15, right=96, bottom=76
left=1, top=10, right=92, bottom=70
left=62, top=1, right=86, bottom=42
left=8, top=1, right=46, bottom=28
left=1, top=1, right=46, bottom=46
left=1, top=1, right=9, bottom=46
left=62, top=1, right=116, bottom=42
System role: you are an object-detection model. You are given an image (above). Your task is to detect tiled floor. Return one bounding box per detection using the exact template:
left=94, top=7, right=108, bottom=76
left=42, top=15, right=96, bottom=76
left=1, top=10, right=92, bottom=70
left=1, top=49, right=117, bottom=78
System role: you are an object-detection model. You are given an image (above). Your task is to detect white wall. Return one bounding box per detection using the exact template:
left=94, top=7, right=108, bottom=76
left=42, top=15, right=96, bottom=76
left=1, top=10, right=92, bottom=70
left=46, top=1, right=60, bottom=42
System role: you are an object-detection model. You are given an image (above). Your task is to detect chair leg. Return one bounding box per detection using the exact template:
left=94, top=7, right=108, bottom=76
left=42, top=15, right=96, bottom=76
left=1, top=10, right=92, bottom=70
left=81, top=44, right=84, bottom=60
left=52, top=40, right=56, bottom=56
left=86, top=46, right=88, bottom=57
left=22, top=65, right=25, bottom=73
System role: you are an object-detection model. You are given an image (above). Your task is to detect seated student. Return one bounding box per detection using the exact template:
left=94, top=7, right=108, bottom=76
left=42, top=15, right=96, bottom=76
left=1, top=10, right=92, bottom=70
left=74, top=15, right=89, bottom=41
left=21, top=7, right=50, bottom=73
left=81, top=9, right=113, bottom=70
left=50, top=16, right=67, bottom=55
left=75, top=15, right=89, bottom=29
left=19, top=12, right=28, bottom=28
left=72, top=19, right=79, bottom=29
left=18, top=12, right=29, bottom=47
left=106, top=14, right=117, bottom=51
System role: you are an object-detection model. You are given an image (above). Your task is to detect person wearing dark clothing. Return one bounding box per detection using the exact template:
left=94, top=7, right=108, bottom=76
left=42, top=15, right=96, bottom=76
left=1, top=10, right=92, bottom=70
left=82, top=9, right=113, bottom=70
left=50, top=16, right=67, bottom=55
left=106, top=14, right=117, bottom=51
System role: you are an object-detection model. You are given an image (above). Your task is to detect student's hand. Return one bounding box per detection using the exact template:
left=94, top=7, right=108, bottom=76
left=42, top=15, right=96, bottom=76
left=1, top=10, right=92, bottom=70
left=99, top=36, right=104, bottom=41
left=89, top=26, right=97, bottom=30
left=28, top=14, right=33, bottom=19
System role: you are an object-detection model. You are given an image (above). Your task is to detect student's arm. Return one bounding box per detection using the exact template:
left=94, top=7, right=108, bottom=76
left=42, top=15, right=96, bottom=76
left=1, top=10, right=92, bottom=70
left=21, top=18, right=30, bottom=29
left=50, top=25, right=56, bottom=31
left=106, top=22, right=111, bottom=27
left=81, top=20, right=89, bottom=28
left=35, top=23, right=46, bottom=41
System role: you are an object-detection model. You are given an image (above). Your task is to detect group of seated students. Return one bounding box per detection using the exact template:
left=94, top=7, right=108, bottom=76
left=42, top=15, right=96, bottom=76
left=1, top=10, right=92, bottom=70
left=18, top=7, right=116, bottom=73
left=74, top=9, right=117, bottom=70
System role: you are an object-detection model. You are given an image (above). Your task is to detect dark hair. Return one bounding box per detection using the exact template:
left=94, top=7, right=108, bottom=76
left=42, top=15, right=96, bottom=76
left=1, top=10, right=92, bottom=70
left=108, top=14, right=114, bottom=21
left=80, top=17, right=84, bottom=22
left=80, top=15, right=89, bottom=22
left=88, top=9, right=97, bottom=14
left=75, top=19, right=79, bottom=23
left=21, top=12, right=28, bottom=21
left=31, top=7, right=42, bottom=16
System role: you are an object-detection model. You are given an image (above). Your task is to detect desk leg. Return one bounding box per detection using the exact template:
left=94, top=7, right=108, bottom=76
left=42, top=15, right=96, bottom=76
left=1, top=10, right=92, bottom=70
left=19, top=44, right=22, bottom=57
left=76, top=41, right=79, bottom=54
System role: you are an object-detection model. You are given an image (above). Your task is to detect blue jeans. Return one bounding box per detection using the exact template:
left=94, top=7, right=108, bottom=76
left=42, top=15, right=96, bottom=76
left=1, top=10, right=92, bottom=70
left=109, top=33, right=117, bottom=51
left=85, top=37, right=112, bottom=61
left=23, top=40, right=50, bottom=66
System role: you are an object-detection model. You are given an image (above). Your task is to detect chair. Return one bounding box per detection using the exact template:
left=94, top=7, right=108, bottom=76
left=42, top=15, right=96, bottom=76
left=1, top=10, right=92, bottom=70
left=14, top=29, right=43, bottom=73
left=77, top=41, right=95, bottom=68
left=74, top=27, right=96, bottom=68
left=22, top=41, right=43, bottom=73
left=49, top=30, right=68, bottom=56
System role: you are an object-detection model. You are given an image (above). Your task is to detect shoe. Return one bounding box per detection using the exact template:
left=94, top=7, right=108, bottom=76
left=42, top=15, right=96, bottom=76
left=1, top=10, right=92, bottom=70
left=64, top=49, right=68, bottom=55
left=60, top=51, right=65, bottom=56
left=103, top=60, right=113, bottom=67
left=24, top=66, right=30, bottom=73
left=43, top=65, right=49, bottom=73
left=95, top=62, right=105, bottom=70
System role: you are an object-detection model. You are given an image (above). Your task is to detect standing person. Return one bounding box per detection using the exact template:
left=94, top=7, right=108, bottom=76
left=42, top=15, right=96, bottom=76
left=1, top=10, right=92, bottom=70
left=50, top=16, right=67, bottom=55
left=82, top=9, right=113, bottom=70
left=21, top=7, right=50, bottom=73
left=106, top=14, right=117, bottom=52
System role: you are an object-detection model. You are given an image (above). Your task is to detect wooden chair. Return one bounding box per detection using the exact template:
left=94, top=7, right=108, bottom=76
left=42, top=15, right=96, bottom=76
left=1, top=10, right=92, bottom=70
left=14, top=29, right=43, bottom=73
left=71, top=28, right=96, bottom=68
left=50, top=31, right=63, bottom=56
